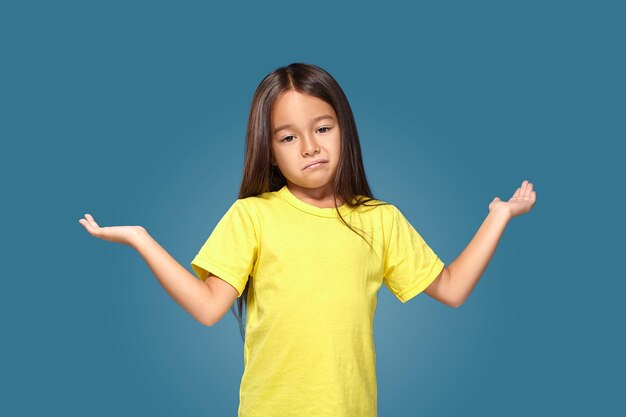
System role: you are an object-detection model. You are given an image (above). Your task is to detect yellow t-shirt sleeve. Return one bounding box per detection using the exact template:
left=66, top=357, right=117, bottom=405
left=383, top=205, right=445, bottom=303
left=190, top=199, right=258, bottom=298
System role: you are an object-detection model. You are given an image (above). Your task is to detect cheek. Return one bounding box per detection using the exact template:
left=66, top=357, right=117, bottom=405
left=334, top=137, right=342, bottom=156
left=271, top=145, right=285, bottom=162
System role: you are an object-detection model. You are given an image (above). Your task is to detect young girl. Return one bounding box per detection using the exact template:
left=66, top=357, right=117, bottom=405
left=79, top=63, right=536, bottom=417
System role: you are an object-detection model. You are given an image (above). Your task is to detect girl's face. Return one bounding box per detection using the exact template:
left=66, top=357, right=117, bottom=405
left=270, top=90, right=341, bottom=200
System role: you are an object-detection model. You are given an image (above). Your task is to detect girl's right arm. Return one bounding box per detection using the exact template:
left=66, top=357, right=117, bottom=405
left=79, top=214, right=216, bottom=326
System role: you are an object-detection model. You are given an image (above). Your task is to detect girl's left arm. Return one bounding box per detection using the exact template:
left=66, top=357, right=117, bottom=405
left=426, top=180, right=536, bottom=307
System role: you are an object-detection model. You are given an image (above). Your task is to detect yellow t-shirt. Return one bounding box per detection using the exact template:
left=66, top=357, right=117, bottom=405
left=191, top=185, right=445, bottom=417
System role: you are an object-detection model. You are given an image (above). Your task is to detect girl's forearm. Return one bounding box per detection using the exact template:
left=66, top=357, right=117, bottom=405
left=448, top=208, right=511, bottom=306
left=130, top=228, right=213, bottom=326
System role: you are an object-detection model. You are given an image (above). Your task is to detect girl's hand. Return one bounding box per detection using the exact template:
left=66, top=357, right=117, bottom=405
left=488, top=180, right=537, bottom=219
left=78, top=214, right=145, bottom=247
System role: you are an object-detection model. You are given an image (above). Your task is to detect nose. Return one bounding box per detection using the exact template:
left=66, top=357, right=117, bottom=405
left=300, top=134, right=320, bottom=156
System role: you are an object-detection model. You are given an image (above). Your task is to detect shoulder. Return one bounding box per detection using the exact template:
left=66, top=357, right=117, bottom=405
left=350, top=196, right=400, bottom=226
left=358, top=195, right=396, bottom=211
left=370, top=199, right=411, bottom=221
left=232, top=191, right=284, bottom=229
left=236, top=189, right=278, bottom=214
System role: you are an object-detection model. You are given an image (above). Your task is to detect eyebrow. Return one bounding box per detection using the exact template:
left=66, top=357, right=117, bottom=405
left=272, top=114, right=335, bottom=135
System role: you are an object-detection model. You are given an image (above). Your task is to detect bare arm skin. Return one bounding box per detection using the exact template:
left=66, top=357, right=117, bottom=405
left=78, top=214, right=237, bottom=326
left=129, top=229, right=217, bottom=326
left=424, top=209, right=510, bottom=308
left=424, top=180, right=537, bottom=308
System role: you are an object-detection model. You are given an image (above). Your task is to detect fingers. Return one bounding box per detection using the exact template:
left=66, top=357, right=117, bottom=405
left=79, top=214, right=101, bottom=237
left=511, top=180, right=535, bottom=202
left=524, top=180, right=533, bottom=199
left=519, top=180, right=536, bottom=203
left=520, top=180, right=528, bottom=199
left=85, top=214, right=100, bottom=228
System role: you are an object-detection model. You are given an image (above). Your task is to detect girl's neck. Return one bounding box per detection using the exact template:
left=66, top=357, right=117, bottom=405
left=286, top=182, right=345, bottom=209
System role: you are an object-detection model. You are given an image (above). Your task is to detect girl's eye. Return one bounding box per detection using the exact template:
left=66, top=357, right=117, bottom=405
left=280, top=127, right=332, bottom=143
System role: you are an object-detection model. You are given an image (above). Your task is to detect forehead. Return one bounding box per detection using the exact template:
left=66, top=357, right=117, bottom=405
left=271, top=91, right=336, bottom=124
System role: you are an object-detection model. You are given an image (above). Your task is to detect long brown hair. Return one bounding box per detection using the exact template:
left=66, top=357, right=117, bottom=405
left=232, top=63, right=388, bottom=342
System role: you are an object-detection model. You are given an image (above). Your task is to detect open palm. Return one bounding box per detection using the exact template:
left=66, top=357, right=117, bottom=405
left=488, top=180, right=537, bottom=219
left=78, top=214, right=144, bottom=246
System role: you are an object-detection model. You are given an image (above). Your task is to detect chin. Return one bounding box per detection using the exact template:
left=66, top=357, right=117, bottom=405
left=287, top=178, right=331, bottom=189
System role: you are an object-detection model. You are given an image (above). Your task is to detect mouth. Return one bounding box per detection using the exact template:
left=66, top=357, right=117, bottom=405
left=303, top=159, right=328, bottom=170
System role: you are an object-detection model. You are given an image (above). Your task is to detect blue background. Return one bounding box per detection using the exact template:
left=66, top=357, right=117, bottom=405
left=2, top=0, right=623, bottom=415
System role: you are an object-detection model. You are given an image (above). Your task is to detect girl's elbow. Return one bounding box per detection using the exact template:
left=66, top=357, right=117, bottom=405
left=197, top=308, right=217, bottom=327
left=451, top=296, right=466, bottom=308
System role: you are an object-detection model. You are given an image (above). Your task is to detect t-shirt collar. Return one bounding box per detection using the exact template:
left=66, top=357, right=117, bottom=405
left=277, top=185, right=356, bottom=218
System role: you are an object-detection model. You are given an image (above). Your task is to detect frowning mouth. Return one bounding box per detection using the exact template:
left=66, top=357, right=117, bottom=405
left=303, top=160, right=328, bottom=170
